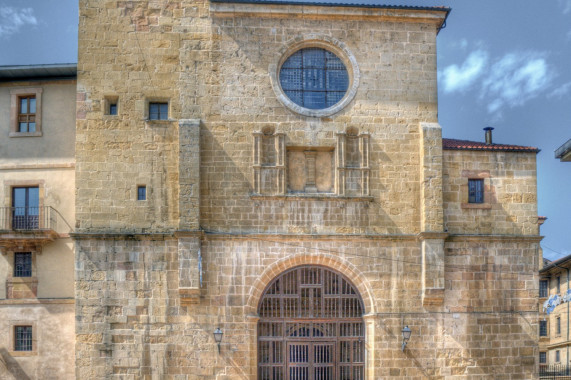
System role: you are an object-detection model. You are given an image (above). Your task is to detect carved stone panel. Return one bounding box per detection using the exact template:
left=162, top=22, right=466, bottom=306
left=287, top=148, right=334, bottom=194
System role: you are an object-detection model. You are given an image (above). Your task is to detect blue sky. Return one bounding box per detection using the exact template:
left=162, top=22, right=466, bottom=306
left=0, top=0, right=570, bottom=260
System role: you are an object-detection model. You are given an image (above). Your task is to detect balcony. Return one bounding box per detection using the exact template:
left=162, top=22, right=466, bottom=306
left=0, top=206, right=60, bottom=252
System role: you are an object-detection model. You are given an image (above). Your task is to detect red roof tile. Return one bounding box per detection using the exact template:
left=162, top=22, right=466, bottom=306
left=442, top=138, right=540, bottom=153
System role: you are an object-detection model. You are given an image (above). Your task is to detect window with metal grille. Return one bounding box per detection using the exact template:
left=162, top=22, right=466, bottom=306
left=279, top=48, right=349, bottom=110
left=540, top=279, right=549, bottom=298
left=149, top=102, right=168, bottom=120
left=14, top=326, right=32, bottom=351
left=468, top=179, right=484, bottom=203
left=18, top=96, right=36, bottom=132
left=540, top=352, right=547, bottom=364
left=539, top=320, right=547, bottom=336
left=14, top=253, right=32, bottom=277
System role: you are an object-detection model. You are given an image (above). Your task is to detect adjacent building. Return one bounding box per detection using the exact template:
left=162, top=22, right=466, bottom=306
left=540, top=255, right=571, bottom=367
left=555, top=139, right=571, bottom=162
left=0, top=64, right=76, bottom=379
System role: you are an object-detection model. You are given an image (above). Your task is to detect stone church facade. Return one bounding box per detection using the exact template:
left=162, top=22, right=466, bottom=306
left=71, top=1, right=541, bottom=379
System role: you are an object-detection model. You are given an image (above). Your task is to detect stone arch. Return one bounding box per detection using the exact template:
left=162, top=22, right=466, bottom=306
left=246, top=253, right=375, bottom=317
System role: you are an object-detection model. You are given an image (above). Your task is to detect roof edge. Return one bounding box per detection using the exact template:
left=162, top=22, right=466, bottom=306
left=210, top=0, right=451, bottom=13
left=540, top=253, right=571, bottom=274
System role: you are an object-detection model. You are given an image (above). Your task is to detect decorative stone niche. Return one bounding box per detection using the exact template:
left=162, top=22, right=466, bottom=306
left=336, top=128, right=370, bottom=196
left=252, top=127, right=370, bottom=197
left=253, top=126, right=285, bottom=195
left=287, top=147, right=334, bottom=194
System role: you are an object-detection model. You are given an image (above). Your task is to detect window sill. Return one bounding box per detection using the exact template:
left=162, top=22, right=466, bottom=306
left=9, top=131, right=43, bottom=138
left=9, top=350, right=37, bottom=357
left=145, top=119, right=175, bottom=126
left=461, top=203, right=492, bottom=210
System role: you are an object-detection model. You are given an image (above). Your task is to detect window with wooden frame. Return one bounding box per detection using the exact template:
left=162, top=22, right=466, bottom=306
left=468, top=179, right=484, bottom=203
left=149, top=102, right=168, bottom=120
left=10, top=88, right=42, bottom=137
left=539, top=320, right=547, bottom=337
left=18, top=95, right=36, bottom=132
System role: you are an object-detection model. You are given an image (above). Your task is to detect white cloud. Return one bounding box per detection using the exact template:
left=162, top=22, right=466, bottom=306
left=559, top=0, right=571, bottom=13
left=548, top=81, right=571, bottom=98
left=440, top=50, right=488, bottom=93
left=0, top=6, right=37, bottom=39
left=480, top=52, right=554, bottom=113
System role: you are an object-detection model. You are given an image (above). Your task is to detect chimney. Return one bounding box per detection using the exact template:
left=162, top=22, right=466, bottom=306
left=484, top=127, right=494, bottom=145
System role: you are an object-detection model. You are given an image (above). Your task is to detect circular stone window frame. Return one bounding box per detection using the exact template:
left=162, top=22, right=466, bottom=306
left=269, top=34, right=360, bottom=118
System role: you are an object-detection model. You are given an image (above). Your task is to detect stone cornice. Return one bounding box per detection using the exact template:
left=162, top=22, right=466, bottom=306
left=0, top=298, right=74, bottom=305
left=70, top=232, right=175, bottom=241
left=446, top=234, right=543, bottom=243
left=210, top=1, right=449, bottom=28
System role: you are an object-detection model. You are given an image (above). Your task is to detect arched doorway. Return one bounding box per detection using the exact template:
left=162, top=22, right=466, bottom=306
left=258, top=266, right=365, bottom=380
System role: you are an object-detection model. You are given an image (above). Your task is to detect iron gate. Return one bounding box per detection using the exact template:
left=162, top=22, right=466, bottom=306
left=258, top=266, right=365, bottom=380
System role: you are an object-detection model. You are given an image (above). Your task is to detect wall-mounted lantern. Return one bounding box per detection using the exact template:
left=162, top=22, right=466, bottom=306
left=401, top=326, right=412, bottom=351
left=213, top=327, right=223, bottom=354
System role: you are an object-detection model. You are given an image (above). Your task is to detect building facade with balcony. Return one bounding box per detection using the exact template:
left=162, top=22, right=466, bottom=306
left=0, top=64, right=76, bottom=379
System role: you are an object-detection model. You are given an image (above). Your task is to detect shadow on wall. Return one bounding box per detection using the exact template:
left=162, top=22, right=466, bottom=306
left=0, top=348, right=31, bottom=380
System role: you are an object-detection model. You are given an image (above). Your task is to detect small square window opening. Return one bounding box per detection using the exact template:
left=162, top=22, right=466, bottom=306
left=18, top=95, right=36, bottom=132
left=468, top=179, right=484, bottom=204
left=14, top=253, right=32, bottom=277
left=14, top=326, right=32, bottom=351
left=109, top=103, right=118, bottom=115
left=149, top=102, right=168, bottom=120
left=137, top=186, right=147, bottom=201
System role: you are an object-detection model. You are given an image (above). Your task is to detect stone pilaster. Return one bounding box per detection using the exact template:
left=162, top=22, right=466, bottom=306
left=178, top=119, right=201, bottom=231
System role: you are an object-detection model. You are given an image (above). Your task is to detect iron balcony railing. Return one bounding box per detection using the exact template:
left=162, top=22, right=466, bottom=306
left=0, top=206, right=58, bottom=232
left=540, top=364, right=571, bottom=379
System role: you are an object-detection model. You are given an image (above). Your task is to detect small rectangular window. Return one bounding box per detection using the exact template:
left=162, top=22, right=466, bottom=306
left=18, top=95, right=36, bottom=132
left=557, top=317, right=561, bottom=335
left=539, top=320, right=547, bottom=337
left=109, top=103, right=117, bottom=115
left=557, top=276, right=561, bottom=293
left=14, top=326, right=32, bottom=351
left=540, top=279, right=549, bottom=298
left=556, top=350, right=561, bottom=362
left=149, top=102, right=168, bottom=120
left=137, top=186, right=146, bottom=201
left=539, top=352, right=546, bottom=364
left=14, top=253, right=32, bottom=277
left=468, top=179, right=484, bottom=203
